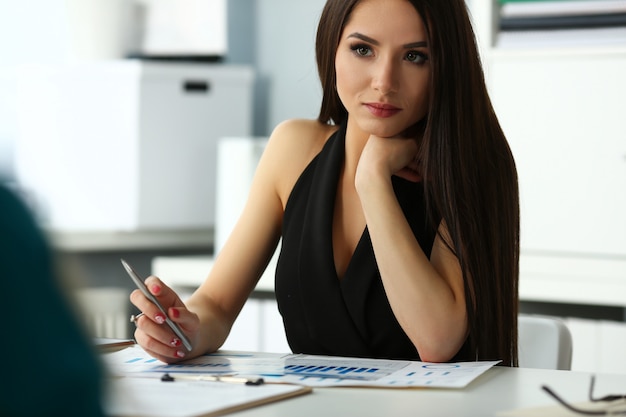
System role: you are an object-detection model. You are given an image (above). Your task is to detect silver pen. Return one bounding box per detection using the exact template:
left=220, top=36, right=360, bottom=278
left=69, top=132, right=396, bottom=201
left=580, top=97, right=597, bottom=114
left=121, top=258, right=193, bottom=351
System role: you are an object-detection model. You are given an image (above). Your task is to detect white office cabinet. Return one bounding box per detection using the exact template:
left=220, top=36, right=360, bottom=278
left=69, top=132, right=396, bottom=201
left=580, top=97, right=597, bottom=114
left=469, top=0, right=626, bottom=374
left=470, top=0, right=626, bottom=306
left=566, top=317, right=626, bottom=374
left=220, top=298, right=290, bottom=353
left=490, top=53, right=626, bottom=256
left=14, top=61, right=253, bottom=234
left=214, top=137, right=281, bottom=291
left=214, top=137, right=268, bottom=254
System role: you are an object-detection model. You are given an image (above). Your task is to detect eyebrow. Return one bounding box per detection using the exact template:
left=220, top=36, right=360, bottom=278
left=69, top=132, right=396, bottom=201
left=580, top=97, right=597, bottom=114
left=346, top=32, right=428, bottom=49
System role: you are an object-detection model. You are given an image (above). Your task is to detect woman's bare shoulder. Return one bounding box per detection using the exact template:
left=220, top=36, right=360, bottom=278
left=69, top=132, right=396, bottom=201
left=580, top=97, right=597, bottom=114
left=261, top=119, right=338, bottom=202
left=263, top=119, right=336, bottom=164
left=270, top=118, right=337, bottom=148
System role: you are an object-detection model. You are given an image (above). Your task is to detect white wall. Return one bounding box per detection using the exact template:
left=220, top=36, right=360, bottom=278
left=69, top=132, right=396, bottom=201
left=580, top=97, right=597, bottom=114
left=0, top=1, right=69, bottom=180
left=0, top=0, right=136, bottom=180
left=253, top=0, right=326, bottom=134
left=0, top=2, right=69, bottom=64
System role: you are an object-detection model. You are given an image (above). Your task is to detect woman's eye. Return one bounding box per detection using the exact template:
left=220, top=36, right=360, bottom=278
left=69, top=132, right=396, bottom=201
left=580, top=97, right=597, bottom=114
left=406, top=51, right=427, bottom=64
left=351, top=44, right=372, bottom=57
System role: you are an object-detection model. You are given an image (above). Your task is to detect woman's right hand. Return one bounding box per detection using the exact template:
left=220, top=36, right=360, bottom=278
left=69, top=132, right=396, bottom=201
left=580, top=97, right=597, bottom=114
left=130, top=275, right=200, bottom=363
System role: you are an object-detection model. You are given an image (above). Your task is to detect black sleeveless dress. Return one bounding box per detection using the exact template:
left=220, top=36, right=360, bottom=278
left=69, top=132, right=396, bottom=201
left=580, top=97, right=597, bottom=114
left=274, top=123, right=439, bottom=361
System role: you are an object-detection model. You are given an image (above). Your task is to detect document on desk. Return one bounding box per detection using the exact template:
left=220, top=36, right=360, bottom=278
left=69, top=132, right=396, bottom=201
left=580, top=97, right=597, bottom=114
left=105, top=377, right=311, bottom=417
left=104, top=345, right=499, bottom=389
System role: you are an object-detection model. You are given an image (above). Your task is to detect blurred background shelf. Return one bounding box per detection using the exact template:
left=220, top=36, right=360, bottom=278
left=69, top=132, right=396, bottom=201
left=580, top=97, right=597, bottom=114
left=48, top=228, right=213, bottom=252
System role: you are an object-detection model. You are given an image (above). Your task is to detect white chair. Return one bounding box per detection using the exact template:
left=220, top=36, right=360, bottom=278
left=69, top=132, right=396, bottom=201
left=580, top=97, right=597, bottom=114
left=518, top=314, right=573, bottom=370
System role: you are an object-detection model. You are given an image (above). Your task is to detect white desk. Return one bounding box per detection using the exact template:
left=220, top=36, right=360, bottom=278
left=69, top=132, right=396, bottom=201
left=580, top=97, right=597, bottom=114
left=222, top=366, right=626, bottom=417
left=107, top=365, right=626, bottom=417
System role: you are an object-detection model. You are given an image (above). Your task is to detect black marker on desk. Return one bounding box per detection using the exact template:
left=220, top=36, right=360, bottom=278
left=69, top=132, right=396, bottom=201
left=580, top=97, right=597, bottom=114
left=161, top=373, right=265, bottom=386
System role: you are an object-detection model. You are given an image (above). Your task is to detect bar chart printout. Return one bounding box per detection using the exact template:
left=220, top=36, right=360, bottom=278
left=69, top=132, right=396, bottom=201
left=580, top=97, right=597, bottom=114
left=284, top=355, right=406, bottom=380
left=103, top=347, right=499, bottom=388
left=279, top=354, right=499, bottom=388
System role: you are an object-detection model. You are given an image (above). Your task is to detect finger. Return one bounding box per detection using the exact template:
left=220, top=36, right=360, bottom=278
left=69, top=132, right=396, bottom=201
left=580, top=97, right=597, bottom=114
left=144, top=275, right=184, bottom=308
left=394, top=166, right=422, bottom=183
left=133, top=317, right=188, bottom=362
left=129, top=288, right=168, bottom=325
left=388, top=139, right=420, bottom=175
left=134, top=329, right=187, bottom=364
left=167, top=306, right=200, bottom=334
left=129, top=274, right=185, bottom=324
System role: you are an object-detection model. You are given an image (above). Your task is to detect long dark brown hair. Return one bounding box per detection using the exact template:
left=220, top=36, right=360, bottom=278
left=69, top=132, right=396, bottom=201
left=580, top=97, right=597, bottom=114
left=315, top=0, right=520, bottom=366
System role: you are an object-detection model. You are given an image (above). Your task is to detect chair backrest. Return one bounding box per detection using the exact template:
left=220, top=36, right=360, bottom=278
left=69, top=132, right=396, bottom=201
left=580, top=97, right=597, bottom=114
left=518, top=314, right=573, bottom=370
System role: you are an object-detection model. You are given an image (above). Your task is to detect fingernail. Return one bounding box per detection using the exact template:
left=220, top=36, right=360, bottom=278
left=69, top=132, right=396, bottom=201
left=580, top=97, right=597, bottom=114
left=170, top=338, right=181, bottom=347
left=171, top=308, right=180, bottom=318
left=151, top=284, right=161, bottom=294
left=155, top=314, right=165, bottom=324
left=176, top=350, right=186, bottom=358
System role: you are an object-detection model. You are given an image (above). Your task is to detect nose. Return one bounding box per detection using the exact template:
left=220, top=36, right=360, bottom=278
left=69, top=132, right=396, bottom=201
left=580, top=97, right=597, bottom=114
left=371, top=56, right=398, bottom=94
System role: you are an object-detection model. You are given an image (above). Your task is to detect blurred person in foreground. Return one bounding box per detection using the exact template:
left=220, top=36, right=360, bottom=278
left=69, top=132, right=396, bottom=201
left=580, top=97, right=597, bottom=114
left=0, top=182, right=105, bottom=417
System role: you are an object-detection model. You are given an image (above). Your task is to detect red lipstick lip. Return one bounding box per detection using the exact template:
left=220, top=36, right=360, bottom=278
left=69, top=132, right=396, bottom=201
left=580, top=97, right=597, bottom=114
left=364, top=102, right=401, bottom=118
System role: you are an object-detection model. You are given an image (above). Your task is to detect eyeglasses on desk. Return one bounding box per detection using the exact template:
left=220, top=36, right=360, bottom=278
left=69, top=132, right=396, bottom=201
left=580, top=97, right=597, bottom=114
left=542, top=375, right=626, bottom=415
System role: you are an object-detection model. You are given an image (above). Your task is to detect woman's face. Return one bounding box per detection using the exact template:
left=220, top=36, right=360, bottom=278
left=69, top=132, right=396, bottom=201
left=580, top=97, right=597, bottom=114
left=335, top=0, right=430, bottom=138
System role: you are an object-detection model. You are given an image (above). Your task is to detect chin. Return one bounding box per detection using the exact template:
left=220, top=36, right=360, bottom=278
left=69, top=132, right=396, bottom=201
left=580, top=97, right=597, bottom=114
left=356, top=119, right=405, bottom=138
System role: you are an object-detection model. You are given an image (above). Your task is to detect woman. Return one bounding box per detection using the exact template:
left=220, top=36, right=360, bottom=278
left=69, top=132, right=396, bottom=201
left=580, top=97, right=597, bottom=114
left=131, top=0, right=519, bottom=366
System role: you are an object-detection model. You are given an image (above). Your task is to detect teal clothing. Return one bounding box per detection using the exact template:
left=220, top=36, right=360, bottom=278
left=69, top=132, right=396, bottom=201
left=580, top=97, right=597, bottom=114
left=0, top=184, right=105, bottom=417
